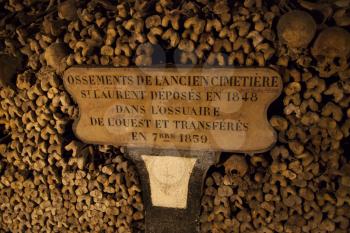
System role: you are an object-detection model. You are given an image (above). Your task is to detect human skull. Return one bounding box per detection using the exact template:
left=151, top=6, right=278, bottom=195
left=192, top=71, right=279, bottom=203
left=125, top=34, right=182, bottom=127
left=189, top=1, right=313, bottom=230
left=44, top=43, right=68, bottom=71
left=311, top=27, right=350, bottom=78
left=223, top=155, right=248, bottom=177
left=277, top=10, right=316, bottom=49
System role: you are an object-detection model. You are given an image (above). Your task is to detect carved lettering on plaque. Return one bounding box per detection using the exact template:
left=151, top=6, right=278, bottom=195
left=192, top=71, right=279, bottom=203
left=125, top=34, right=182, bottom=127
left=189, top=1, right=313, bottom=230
left=63, top=67, right=282, bottom=152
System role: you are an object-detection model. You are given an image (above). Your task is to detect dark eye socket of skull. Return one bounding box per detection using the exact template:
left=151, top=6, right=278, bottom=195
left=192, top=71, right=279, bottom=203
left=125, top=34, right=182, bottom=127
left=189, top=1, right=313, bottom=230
left=334, top=57, right=341, bottom=66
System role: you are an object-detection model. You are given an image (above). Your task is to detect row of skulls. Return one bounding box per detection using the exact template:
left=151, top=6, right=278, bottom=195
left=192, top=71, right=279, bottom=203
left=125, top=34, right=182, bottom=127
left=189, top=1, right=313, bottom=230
left=277, top=10, right=350, bottom=78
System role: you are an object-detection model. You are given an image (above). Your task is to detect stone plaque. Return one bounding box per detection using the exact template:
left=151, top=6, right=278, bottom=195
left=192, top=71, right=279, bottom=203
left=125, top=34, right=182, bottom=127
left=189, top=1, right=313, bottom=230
left=142, top=155, right=197, bottom=208
left=126, top=148, right=220, bottom=233
left=63, top=67, right=282, bottom=153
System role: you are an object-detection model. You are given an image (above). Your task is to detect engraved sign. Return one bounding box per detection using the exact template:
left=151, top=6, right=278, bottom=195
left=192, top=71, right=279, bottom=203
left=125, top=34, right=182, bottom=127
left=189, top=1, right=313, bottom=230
left=63, top=67, right=282, bottom=152
left=142, top=155, right=197, bottom=208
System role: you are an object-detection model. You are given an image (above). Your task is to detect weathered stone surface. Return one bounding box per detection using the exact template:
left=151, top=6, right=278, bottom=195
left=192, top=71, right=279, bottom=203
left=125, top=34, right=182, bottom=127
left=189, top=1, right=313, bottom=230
left=142, top=155, right=197, bottom=208
left=64, top=66, right=282, bottom=152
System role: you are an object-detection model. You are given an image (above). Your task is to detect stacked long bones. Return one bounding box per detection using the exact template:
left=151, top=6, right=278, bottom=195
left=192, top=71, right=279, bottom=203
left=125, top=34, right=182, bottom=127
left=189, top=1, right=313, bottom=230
left=1, top=0, right=350, bottom=232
